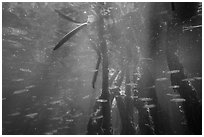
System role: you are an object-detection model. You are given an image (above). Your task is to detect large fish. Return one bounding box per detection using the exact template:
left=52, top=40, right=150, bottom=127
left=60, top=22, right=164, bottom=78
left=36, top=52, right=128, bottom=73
left=53, top=22, right=88, bottom=50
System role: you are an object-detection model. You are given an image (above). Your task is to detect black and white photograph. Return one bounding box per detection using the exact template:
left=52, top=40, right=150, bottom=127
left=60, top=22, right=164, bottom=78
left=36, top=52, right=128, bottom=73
left=2, top=2, right=202, bottom=135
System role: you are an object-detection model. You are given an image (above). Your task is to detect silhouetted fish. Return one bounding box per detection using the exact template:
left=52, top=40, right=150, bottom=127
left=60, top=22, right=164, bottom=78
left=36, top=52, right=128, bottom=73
left=53, top=23, right=88, bottom=50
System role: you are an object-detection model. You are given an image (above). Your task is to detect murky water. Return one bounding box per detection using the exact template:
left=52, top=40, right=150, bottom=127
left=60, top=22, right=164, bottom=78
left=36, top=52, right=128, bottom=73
left=2, top=2, right=202, bottom=135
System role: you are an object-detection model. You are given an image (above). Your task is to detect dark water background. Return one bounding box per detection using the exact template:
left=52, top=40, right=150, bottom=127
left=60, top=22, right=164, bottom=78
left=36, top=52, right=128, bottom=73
left=2, top=2, right=202, bottom=135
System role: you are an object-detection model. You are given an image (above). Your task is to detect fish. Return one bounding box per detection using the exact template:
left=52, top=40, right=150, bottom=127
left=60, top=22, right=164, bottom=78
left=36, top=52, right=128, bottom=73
left=194, top=77, right=202, bottom=80
left=170, top=98, right=186, bottom=103
left=8, top=112, right=21, bottom=116
left=88, top=69, right=99, bottom=72
left=47, top=108, right=54, bottom=110
left=72, top=113, right=83, bottom=118
left=25, top=85, right=35, bottom=89
left=92, top=115, right=103, bottom=120
left=25, top=113, right=38, bottom=118
left=66, top=119, right=74, bottom=122
left=182, top=78, right=195, bottom=82
left=50, top=117, right=63, bottom=121
left=183, top=25, right=202, bottom=31
left=169, top=85, right=180, bottom=89
left=166, top=93, right=180, bottom=97
left=143, top=104, right=156, bottom=109
left=166, top=70, right=180, bottom=74
left=131, top=96, right=139, bottom=99
left=126, top=83, right=137, bottom=86
left=138, top=98, right=152, bottom=102
left=32, top=96, right=37, bottom=98
left=50, top=100, right=62, bottom=105
left=82, top=95, right=90, bottom=99
left=109, top=86, right=119, bottom=90
left=45, top=132, right=53, bottom=135
left=13, top=89, right=29, bottom=95
left=53, top=22, right=88, bottom=50
left=156, top=77, right=168, bottom=81
left=2, top=98, right=6, bottom=101
left=140, top=58, right=153, bottom=61
left=19, top=68, right=32, bottom=73
left=12, top=78, right=24, bottom=82
left=97, top=99, right=108, bottom=103
left=145, top=85, right=156, bottom=89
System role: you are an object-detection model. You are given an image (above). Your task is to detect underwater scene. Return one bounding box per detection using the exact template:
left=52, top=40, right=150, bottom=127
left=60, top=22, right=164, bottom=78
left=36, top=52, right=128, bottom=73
left=2, top=2, right=202, bottom=135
